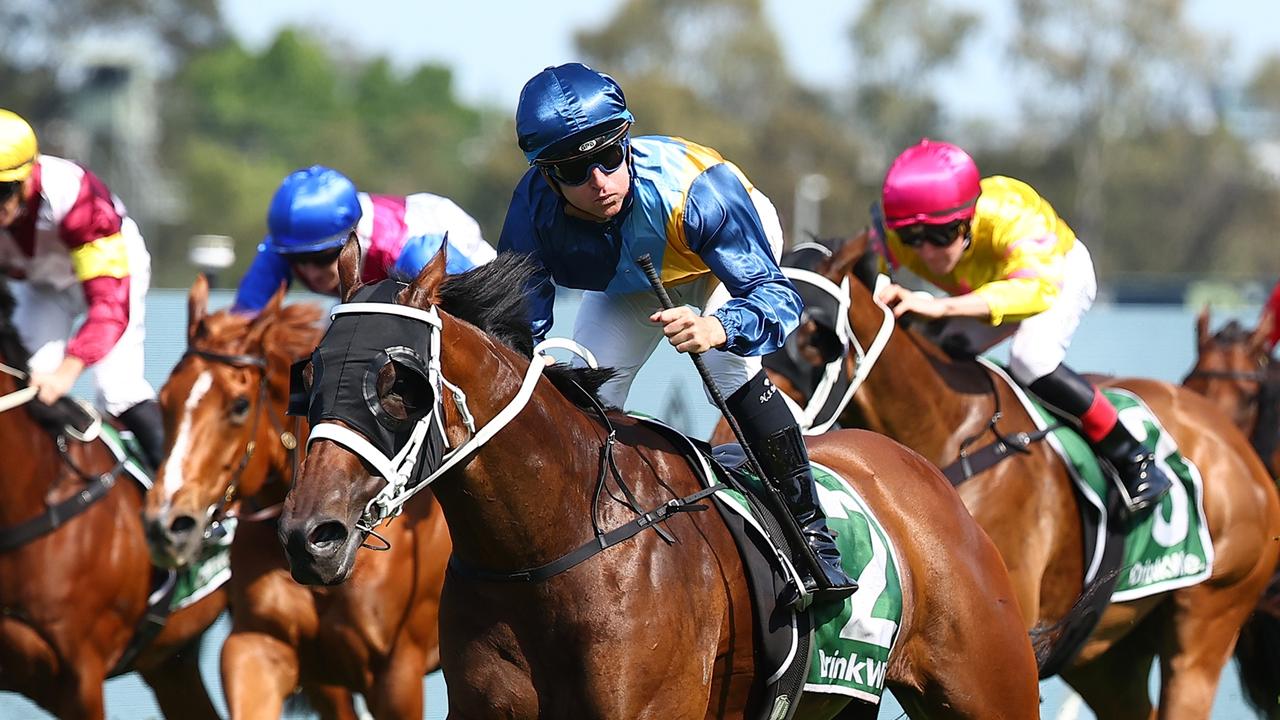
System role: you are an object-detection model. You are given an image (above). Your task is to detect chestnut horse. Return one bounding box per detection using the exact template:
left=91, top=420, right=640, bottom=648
left=0, top=277, right=225, bottom=719
left=1183, top=310, right=1280, bottom=717
left=1183, top=309, right=1279, bottom=477
left=141, top=277, right=449, bottom=720
left=277, top=242, right=1042, bottom=719
left=720, top=232, right=1280, bottom=718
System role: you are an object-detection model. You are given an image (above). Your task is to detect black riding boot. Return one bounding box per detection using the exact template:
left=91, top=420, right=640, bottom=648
left=727, top=374, right=858, bottom=601
left=1029, top=363, right=1172, bottom=515
left=119, top=399, right=166, bottom=471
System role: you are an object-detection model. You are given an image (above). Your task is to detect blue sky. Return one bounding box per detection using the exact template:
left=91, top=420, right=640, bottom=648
left=222, top=0, right=1280, bottom=125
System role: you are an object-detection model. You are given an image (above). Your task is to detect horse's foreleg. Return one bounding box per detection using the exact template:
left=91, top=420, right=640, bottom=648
left=1156, top=582, right=1264, bottom=719
left=1062, top=631, right=1157, bottom=720
left=138, top=640, right=220, bottom=720
left=303, top=683, right=360, bottom=720
left=49, top=664, right=106, bottom=720
left=221, top=630, right=299, bottom=720
left=365, top=645, right=427, bottom=720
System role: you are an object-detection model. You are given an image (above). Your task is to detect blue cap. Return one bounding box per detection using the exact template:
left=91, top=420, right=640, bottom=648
left=516, top=63, right=635, bottom=164
left=260, top=165, right=362, bottom=255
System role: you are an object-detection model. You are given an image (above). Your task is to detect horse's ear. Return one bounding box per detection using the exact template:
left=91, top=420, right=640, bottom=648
left=1196, top=305, right=1210, bottom=347
left=246, top=282, right=287, bottom=347
left=397, top=239, right=447, bottom=309
left=827, top=229, right=872, bottom=282
left=338, top=232, right=363, bottom=303
left=1252, top=310, right=1274, bottom=355
left=188, top=273, right=209, bottom=343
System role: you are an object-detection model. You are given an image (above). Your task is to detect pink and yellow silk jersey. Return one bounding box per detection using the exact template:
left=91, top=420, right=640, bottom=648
left=1263, top=279, right=1280, bottom=352
left=884, top=175, right=1078, bottom=325
left=0, top=155, right=134, bottom=364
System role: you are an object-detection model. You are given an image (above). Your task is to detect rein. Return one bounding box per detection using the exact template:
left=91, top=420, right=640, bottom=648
left=448, top=375, right=719, bottom=584
left=305, top=298, right=722, bottom=583
left=182, top=348, right=298, bottom=520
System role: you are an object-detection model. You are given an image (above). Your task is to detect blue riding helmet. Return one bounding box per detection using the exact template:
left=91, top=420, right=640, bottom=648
left=260, top=165, right=363, bottom=255
left=516, top=63, right=635, bottom=164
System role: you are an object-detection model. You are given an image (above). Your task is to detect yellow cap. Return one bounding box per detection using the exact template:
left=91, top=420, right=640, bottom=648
left=0, top=110, right=38, bottom=183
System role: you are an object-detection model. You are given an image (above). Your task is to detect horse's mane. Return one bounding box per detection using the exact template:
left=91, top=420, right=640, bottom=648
left=0, top=277, right=88, bottom=432
left=1211, top=319, right=1252, bottom=345
left=197, top=301, right=325, bottom=355
left=436, top=252, right=615, bottom=409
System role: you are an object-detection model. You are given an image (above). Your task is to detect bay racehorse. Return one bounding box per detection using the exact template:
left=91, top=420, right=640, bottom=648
left=1183, top=309, right=1280, bottom=717
left=716, top=231, right=1280, bottom=718
left=141, top=277, right=449, bottom=719
left=0, top=276, right=225, bottom=719
left=277, top=239, right=1044, bottom=719
left=1183, top=309, right=1279, bottom=477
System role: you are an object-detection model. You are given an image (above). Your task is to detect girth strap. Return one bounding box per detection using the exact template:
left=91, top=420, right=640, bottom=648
left=448, top=484, right=724, bottom=583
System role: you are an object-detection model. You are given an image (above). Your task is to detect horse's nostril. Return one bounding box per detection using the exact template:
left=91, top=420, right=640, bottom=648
left=168, top=514, right=198, bottom=538
left=307, top=520, right=348, bottom=552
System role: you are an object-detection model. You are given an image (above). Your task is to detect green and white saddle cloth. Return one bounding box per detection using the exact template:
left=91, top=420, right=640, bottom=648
left=98, top=423, right=235, bottom=610
left=716, top=462, right=904, bottom=703
left=979, top=359, right=1214, bottom=601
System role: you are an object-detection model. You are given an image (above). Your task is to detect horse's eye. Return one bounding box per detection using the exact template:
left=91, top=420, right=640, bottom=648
left=229, top=396, right=251, bottom=422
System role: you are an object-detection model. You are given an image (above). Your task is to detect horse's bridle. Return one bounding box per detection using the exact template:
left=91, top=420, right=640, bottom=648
left=181, top=348, right=298, bottom=521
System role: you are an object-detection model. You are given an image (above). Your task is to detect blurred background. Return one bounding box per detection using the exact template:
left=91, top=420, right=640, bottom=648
left=4, top=0, right=1278, bottom=301
left=3, top=0, right=1279, bottom=717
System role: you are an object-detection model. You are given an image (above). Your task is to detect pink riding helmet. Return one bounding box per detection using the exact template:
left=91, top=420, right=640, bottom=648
left=881, top=139, right=981, bottom=229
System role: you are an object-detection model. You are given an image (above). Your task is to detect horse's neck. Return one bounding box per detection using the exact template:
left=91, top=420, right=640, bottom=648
left=430, top=341, right=610, bottom=575
left=845, top=296, right=996, bottom=460
left=0, top=379, right=67, bottom=522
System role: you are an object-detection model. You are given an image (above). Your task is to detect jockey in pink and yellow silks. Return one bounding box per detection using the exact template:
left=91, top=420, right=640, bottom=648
left=0, top=108, right=165, bottom=469
left=873, top=138, right=1172, bottom=516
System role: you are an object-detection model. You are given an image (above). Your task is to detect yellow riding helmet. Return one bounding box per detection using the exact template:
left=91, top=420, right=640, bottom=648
left=0, top=109, right=38, bottom=183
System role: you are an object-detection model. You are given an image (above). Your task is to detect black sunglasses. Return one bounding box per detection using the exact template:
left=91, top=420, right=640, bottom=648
left=897, top=223, right=964, bottom=249
left=544, top=137, right=629, bottom=186
left=0, top=181, right=21, bottom=203
left=287, top=247, right=342, bottom=267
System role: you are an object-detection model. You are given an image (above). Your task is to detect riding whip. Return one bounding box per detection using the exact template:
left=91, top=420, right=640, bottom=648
left=635, top=254, right=833, bottom=591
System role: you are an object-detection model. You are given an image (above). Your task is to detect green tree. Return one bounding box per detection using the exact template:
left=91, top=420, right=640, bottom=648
left=845, top=0, right=978, bottom=170
left=160, top=29, right=513, bottom=287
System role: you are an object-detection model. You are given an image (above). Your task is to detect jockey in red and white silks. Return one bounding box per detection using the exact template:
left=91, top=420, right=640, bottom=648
left=0, top=108, right=164, bottom=467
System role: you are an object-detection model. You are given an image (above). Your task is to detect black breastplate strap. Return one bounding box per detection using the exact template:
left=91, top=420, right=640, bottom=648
left=448, top=484, right=722, bottom=583
left=0, top=468, right=118, bottom=552
left=447, top=378, right=722, bottom=583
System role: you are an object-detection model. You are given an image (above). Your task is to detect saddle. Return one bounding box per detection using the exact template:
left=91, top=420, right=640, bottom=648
left=635, top=416, right=904, bottom=719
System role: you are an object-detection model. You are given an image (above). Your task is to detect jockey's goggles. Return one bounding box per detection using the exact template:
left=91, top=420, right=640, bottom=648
left=0, top=180, right=20, bottom=203
left=896, top=221, right=966, bottom=249
left=536, top=124, right=630, bottom=186
left=287, top=246, right=343, bottom=267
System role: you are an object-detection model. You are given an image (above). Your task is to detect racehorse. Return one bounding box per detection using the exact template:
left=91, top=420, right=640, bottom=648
left=1183, top=309, right=1280, bottom=718
left=717, top=231, right=1280, bottom=718
left=0, top=276, right=225, bottom=719
left=276, top=239, right=1044, bottom=719
left=141, top=277, right=449, bottom=719
left=1183, top=309, right=1279, bottom=477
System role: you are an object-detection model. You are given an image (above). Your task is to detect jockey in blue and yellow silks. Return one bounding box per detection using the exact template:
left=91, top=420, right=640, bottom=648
left=499, top=63, right=856, bottom=601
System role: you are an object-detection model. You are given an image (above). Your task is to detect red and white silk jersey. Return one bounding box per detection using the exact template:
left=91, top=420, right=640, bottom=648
left=0, top=155, right=139, bottom=365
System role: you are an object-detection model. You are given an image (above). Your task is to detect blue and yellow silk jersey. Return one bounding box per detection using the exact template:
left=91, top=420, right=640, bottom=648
left=498, top=135, right=801, bottom=356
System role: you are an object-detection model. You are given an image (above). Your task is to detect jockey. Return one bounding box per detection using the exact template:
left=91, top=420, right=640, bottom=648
left=233, top=165, right=495, bottom=313
left=874, top=138, right=1172, bottom=515
left=1262, top=279, right=1280, bottom=354
left=0, top=109, right=165, bottom=468
left=499, top=63, right=857, bottom=600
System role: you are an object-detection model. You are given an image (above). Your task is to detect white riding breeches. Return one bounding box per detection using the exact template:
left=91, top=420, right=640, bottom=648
left=571, top=189, right=786, bottom=409
left=10, top=219, right=157, bottom=414
left=922, top=241, right=1098, bottom=385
